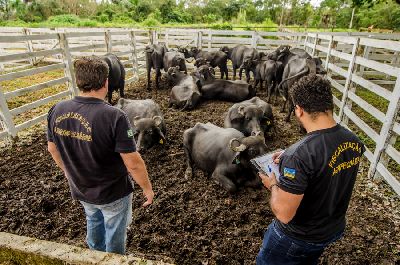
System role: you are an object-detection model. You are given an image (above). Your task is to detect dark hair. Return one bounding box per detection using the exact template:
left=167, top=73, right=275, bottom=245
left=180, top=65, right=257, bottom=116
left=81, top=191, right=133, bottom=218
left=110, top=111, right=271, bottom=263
left=289, top=75, right=333, bottom=115
left=73, top=56, right=109, bottom=92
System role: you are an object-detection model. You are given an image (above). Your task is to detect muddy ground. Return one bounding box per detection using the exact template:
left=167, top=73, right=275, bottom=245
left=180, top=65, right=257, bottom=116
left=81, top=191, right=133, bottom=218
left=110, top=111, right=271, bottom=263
left=0, top=77, right=399, bottom=265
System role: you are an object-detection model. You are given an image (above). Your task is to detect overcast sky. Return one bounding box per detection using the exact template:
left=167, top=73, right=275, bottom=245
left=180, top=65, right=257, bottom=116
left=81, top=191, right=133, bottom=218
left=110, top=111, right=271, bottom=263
left=310, top=0, right=323, bottom=7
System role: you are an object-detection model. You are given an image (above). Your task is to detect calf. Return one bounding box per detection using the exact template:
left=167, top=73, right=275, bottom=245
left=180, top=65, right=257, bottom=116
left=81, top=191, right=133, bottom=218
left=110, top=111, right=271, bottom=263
left=252, top=59, right=283, bottom=103
left=220, top=45, right=259, bottom=81
left=183, top=122, right=268, bottom=192
left=224, top=97, right=274, bottom=138
left=163, top=51, right=187, bottom=74
left=101, top=53, right=125, bottom=104
left=166, top=66, right=201, bottom=110
left=115, top=98, right=166, bottom=151
left=194, top=65, right=255, bottom=102
left=145, top=43, right=168, bottom=90
left=278, top=57, right=327, bottom=121
left=179, top=47, right=229, bottom=80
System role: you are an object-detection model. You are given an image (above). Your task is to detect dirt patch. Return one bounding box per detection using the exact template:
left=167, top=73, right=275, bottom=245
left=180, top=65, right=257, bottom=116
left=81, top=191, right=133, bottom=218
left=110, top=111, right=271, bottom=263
left=1, top=77, right=399, bottom=265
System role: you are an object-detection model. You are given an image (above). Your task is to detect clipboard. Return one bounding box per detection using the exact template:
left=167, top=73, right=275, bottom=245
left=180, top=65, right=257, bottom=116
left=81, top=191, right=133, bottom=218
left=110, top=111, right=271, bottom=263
left=251, top=149, right=283, bottom=179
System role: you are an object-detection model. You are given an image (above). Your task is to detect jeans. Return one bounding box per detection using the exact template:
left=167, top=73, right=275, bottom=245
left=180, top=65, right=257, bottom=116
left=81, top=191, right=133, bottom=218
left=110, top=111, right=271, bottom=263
left=80, top=193, right=133, bottom=255
left=256, top=220, right=344, bottom=265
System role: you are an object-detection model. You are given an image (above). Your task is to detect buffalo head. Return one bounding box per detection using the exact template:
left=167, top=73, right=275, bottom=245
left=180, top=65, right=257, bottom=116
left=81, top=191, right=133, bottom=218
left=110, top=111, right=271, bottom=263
left=133, top=116, right=166, bottom=151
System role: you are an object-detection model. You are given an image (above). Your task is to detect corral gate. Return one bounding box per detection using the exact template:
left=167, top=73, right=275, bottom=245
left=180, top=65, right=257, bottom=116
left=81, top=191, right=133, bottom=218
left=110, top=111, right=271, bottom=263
left=0, top=28, right=399, bottom=196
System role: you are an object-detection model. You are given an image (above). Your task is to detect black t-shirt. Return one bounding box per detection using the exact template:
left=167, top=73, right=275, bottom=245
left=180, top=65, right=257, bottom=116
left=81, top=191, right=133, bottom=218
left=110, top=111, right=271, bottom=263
left=47, top=96, right=136, bottom=204
left=276, top=124, right=365, bottom=243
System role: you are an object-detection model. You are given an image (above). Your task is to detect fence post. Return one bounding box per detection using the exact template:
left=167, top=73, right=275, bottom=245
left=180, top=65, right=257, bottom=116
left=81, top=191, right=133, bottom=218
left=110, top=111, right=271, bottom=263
left=165, top=29, right=169, bottom=49
left=208, top=30, right=212, bottom=52
left=368, top=73, right=400, bottom=180
left=324, top=35, right=334, bottom=70
left=311, top=33, right=319, bottom=57
left=0, top=89, right=16, bottom=138
left=251, top=31, right=258, bottom=48
left=152, top=30, right=158, bottom=45
left=337, top=37, right=360, bottom=124
left=303, top=34, right=309, bottom=53
left=359, top=46, right=371, bottom=77
left=22, top=28, right=36, bottom=66
left=197, top=31, right=203, bottom=49
left=59, top=33, right=78, bottom=96
left=105, top=30, right=112, bottom=53
left=130, top=30, right=139, bottom=81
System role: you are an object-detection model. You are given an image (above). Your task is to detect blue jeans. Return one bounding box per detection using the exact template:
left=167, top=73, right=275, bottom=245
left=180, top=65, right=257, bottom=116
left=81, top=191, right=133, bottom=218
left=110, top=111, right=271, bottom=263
left=80, top=193, right=133, bottom=254
left=256, top=220, right=344, bottom=265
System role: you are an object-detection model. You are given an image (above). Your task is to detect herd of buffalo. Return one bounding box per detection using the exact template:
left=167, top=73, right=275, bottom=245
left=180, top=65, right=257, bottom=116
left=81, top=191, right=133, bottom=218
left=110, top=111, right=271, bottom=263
left=103, top=43, right=327, bottom=192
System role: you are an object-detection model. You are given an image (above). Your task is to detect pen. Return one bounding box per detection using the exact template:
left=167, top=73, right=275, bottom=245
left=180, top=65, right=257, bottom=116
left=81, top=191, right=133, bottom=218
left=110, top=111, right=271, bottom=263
left=267, top=165, right=272, bottom=173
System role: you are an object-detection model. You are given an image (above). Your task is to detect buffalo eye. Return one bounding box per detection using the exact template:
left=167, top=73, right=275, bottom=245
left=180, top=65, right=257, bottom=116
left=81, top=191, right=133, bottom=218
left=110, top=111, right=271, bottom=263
left=245, top=116, right=251, bottom=121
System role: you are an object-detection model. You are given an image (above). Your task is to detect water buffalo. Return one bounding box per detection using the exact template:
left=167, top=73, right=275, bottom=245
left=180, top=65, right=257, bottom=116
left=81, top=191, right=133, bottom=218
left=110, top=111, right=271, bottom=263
left=224, top=97, right=274, bottom=138
left=166, top=66, right=201, bottom=110
left=252, top=59, right=284, bottom=102
left=220, top=45, right=259, bottom=81
left=278, top=57, right=327, bottom=121
left=145, top=43, right=168, bottom=90
left=179, top=47, right=229, bottom=80
left=268, top=46, right=311, bottom=68
left=101, top=53, right=125, bottom=104
left=183, top=122, right=268, bottom=192
left=115, top=98, right=166, bottom=151
left=163, top=51, right=187, bottom=74
left=194, top=65, right=256, bottom=102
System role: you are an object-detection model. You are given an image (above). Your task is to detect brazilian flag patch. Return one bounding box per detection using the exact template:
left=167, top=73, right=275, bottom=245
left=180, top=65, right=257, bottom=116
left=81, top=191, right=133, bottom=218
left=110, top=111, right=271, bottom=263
left=284, top=167, right=296, bottom=179
left=127, top=129, right=133, bottom=138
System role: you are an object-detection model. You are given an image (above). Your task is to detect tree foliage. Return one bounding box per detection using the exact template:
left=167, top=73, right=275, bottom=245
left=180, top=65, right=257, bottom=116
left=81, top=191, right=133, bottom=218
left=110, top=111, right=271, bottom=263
left=0, top=0, right=399, bottom=29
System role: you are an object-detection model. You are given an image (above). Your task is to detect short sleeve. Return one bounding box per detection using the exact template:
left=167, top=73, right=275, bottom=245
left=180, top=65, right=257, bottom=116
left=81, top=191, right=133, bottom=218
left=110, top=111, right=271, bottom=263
left=46, top=105, right=56, bottom=142
left=114, top=113, right=137, bottom=153
left=278, top=155, right=309, bottom=195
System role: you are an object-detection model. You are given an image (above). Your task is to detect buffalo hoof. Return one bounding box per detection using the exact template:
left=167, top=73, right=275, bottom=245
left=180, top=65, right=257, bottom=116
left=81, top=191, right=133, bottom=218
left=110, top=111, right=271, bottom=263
left=184, top=168, right=192, bottom=179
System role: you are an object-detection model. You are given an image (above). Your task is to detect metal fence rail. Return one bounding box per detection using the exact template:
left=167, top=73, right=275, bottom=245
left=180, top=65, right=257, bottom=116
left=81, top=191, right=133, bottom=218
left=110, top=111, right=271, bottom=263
left=0, top=28, right=399, bottom=196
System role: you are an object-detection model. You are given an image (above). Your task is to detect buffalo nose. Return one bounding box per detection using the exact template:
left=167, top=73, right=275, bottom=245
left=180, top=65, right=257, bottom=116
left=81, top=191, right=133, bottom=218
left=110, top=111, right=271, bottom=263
left=252, top=131, right=262, bottom=136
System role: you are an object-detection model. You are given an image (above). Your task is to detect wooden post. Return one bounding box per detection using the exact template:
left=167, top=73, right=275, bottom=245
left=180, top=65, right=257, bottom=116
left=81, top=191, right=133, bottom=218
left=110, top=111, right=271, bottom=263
left=59, top=33, right=78, bottom=96
left=251, top=31, right=258, bottom=48
left=105, top=30, right=112, bottom=53
left=22, top=28, right=36, bottom=66
left=303, top=34, right=309, bottom=52
left=130, top=30, right=139, bottom=80
left=165, top=30, right=169, bottom=49
left=324, top=35, right=334, bottom=69
left=311, top=34, right=318, bottom=57
left=197, top=31, right=203, bottom=49
left=359, top=46, right=370, bottom=77
left=0, top=88, right=16, bottom=138
left=152, top=30, right=158, bottom=45
left=338, top=37, right=360, bottom=124
left=208, top=30, right=212, bottom=52
left=369, top=73, right=400, bottom=180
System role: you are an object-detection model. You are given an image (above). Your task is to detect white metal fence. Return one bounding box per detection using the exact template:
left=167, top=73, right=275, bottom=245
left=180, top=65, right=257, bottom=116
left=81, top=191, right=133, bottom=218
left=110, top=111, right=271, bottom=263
left=0, top=28, right=399, bottom=196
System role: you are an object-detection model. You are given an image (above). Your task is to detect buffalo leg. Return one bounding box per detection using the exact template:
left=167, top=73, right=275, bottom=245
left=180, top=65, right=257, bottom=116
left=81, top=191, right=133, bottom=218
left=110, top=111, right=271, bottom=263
left=223, top=65, right=229, bottom=80
left=254, top=79, right=260, bottom=90
left=233, top=66, right=237, bottom=80
left=239, top=67, right=244, bottom=80
left=280, top=99, right=287, bottom=113
left=146, top=68, right=152, bottom=90
left=286, top=101, right=294, bottom=122
left=245, top=69, right=251, bottom=83
left=119, top=79, right=125, bottom=99
left=155, top=68, right=161, bottom=90
left=212, top=170, right=237, bottom=193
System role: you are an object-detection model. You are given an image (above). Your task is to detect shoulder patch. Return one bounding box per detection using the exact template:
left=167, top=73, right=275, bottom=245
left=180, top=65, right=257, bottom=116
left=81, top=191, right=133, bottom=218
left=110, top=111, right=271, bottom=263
left=284, top=167, right=296, bottom=179
left=127, top=129, right=133, bottom=138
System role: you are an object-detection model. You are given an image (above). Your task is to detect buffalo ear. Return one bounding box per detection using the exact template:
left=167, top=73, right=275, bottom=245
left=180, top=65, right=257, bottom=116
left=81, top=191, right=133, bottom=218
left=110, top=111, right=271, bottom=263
left=153, top=116, right=163, bottom=127
left=133, top=116, right=141, bottom=127
left=229, top=138, right=247, bottom=152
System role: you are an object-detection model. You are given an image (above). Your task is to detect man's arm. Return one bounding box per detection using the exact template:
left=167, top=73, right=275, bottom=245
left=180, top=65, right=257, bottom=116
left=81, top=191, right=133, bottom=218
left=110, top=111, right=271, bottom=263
left=47, top=141, right=65, bottom=172
left=120, top=152, right=154, bottom=207
left=259, top=172, right=304, bottom=224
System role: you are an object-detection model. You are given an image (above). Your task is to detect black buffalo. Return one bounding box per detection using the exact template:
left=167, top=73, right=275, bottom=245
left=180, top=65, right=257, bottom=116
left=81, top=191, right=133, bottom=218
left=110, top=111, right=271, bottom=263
left=194, top=65, right=255, bottom=102
left=224, top=97, right=274, bottom=138
left=183, top=122, right=268, bottom=192
left=101, top=53, right=125, bottom=104
left=252, top=59, right=284, bottom=102
left=116, top=98, right=166, bottom=151
left=220, top=45, right=259, bottom=82
left=166, top=66, right=201, bottom=110
left=145, top=43, right=168, bottom=90
left=278, top=57, right=327, bottom=121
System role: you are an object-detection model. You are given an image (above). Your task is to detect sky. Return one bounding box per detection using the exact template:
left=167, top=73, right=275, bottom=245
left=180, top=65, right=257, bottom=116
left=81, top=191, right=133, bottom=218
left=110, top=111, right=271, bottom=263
left=310, top=0, right=323, bottom=7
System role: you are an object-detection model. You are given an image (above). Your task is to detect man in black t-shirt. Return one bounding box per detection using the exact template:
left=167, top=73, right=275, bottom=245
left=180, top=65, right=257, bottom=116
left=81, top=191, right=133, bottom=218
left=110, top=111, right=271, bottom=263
left=256, top=75, right=365, bottom=265
left=47, top=56, right=154, bottom=255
